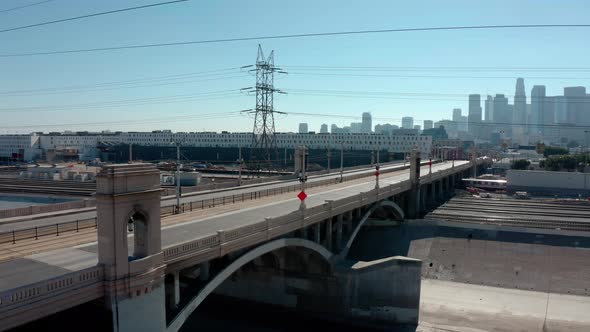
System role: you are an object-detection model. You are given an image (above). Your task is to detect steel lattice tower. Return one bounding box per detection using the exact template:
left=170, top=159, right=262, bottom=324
left=244, top=45, right=285, bottom=171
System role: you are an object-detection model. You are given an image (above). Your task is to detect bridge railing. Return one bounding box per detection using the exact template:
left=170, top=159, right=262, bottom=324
left=162, top=165, right=466, bottom=267
left=0, top=162, right=470, bottom=245
left=0, top=265, right=103, bottom=309
left=0, top=217, right=98, bottom=245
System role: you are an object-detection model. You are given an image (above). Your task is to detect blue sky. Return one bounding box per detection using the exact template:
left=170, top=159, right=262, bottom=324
left=1, top=0, right=589, bottom=134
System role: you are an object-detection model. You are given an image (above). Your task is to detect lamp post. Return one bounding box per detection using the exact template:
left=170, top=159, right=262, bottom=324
left=340, top=141, right=344, bottom=183
left=170, top=140, right=183, bottom=214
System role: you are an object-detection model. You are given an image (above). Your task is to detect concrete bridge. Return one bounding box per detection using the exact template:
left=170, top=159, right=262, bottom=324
left=0, top=152, right=486, bottom=331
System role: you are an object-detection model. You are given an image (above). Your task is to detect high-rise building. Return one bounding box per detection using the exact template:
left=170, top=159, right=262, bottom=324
left=320, top=124, right=328, bottom=134
left=492, top=94, right=511, bottom=137
left=564, top=87, right=588, bottom=125
left=468, top=94, right=482, bottom=139
left=414, top=125, right=421, bottom=131
left=530, top=85, right=546, bottom=135
left=484, top=95, right=493, bottom=122
left=298, top=123, right=308, bottom=134
left=423, top=120, right=433, bottom=130
left=361, top=112, right=372, bottom=133
left=459, top=115, right=468, bottom=132
left=512, top=78, right=527, bottom=143
left=452, top=108, right=462, bottom=122
left=402, top=116, right=414, bottom=129
left=350, top=122, right=362, bottom=133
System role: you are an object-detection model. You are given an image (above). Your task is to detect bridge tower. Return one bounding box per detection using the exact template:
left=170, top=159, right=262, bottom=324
left=96, top=163, right=166, bottom=332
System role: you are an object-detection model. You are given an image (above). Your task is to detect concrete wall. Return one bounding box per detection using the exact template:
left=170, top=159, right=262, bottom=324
left=507, top=169, right=590, bottom=195
left=338, top=256, right=421, bottom=325
left=213, top=254, right=422, bottom=327
left=349, top=221, right=590, bottom=297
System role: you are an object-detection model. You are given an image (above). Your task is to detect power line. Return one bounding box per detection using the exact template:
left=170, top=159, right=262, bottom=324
left=0, top=0, right=55, bottom=14
left=285, top=89, right=590, bottom=103
left=0, top=111, right=244, bottom=129
left=0, top=0, right=188, bottom=34
left=288, top=72, right=590, bottom=80
left=283, top=65, right=590, bottom=72
left=2, top=23, right=590, bottom=57
left=0, top=89, right=244, bottom=112
left=0, top=67, right=242, bottom=96
left=283, top=111, right=590, bottom=129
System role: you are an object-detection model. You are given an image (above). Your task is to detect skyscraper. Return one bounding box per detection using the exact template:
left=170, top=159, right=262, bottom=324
left=298, top=123, right=308, bottom=134
left=423, top=120, right=433, bottom=130
left=320, top=124, right=328, bottom=134
left=512, top=78, right=527, bottom=142
left=468, top=94, right=482, bottom=139
left=484, top=95, right=493, bottom=122
left=530, top=85, right=546, bottom=135
left=452, top=108, right=462, bottom=122
left=493, top=94, right=511, bottom=137
left=361, top=112, right=372, bottom=133
left=402, top=116, right=414, bottom=129
left=564, top=87, right=587, bottom=125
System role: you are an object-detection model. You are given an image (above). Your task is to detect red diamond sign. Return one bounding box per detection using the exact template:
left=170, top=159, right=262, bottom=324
left=297, top=191, right=307, bottom=201
left=375, top=171, right=380, bottom=177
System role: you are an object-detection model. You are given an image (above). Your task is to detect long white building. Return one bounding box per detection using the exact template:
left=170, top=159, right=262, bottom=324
left=1, top=131, right=433, bottom=161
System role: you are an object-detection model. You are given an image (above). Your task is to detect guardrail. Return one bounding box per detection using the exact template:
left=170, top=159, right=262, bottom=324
left=0, top=161, right=471, bottom=245
left=0, top=217, right=97, bottom=245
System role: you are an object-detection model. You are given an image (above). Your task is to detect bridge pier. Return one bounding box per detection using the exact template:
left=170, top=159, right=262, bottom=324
left=336, top=214, right=343, bottom=251
left=419, top=186, right=426, bottom=214
left=428, top=182, right=436, bottom=205
left=199, top=261, right=210, bottom=281
left=313, top=223, right=321, bottom=244
left=437, top=180, right=444, bottom=201
left=96, top=164, right=167, bottom=332
left=166, top=272, right=180, bottom=310
left=325, top=218, right=333, bottom=251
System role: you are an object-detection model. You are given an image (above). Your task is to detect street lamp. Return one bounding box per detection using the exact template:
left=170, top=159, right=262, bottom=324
left=170, top=140, right=184, bottom=214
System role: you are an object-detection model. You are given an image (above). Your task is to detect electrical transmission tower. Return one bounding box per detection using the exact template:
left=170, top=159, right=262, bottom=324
left=242, top=45, right=286, bottom=172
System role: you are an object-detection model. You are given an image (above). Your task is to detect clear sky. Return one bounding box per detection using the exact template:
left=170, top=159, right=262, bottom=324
left=1, top=0, right=589, bottom=134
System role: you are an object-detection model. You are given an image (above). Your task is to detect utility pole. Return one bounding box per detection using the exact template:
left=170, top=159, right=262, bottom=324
left=375, top=148, right=380, bottom=189
left=174, top=141, right=181, bottom=214
left=284, top=147, right=287, bottom=168
left=370, top=149, right=375, bottom=167
left=129, top=143, right=132, bottom=163
left=340, top=142, right=344, bottom=183
left=299, top=146, right=308, bottom=210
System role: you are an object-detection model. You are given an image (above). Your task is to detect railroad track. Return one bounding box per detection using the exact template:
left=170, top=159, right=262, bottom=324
left=426, top=212, right=590, bottom=232
left=434, top=205, right=590, bottom=219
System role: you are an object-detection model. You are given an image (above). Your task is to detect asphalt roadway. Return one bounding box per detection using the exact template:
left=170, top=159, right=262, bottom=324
left=0, top=160, right=416, bottom=233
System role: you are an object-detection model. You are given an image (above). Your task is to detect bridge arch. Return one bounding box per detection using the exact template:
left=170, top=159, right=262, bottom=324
left=340, top=199, right=404, bottom=258
left=166, top=238, right=333, bottom=332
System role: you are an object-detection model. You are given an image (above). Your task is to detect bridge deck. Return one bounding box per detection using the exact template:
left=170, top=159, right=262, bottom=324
left=0, top=161, right=467, bottom=294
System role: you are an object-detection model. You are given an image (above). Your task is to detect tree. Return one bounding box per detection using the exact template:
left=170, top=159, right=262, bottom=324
left=560, top=155, right=577, bottom=171
left=543, top=146, right=568, bottom=157
left=511, top=159, right=530, bottom=170
left=535, top=142, right=545, bottom=155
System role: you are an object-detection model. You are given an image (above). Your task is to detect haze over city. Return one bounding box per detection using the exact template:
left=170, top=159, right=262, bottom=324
left=1, top=0, right=589, bottom=134
left=2, top=1, right=590, bottom=332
